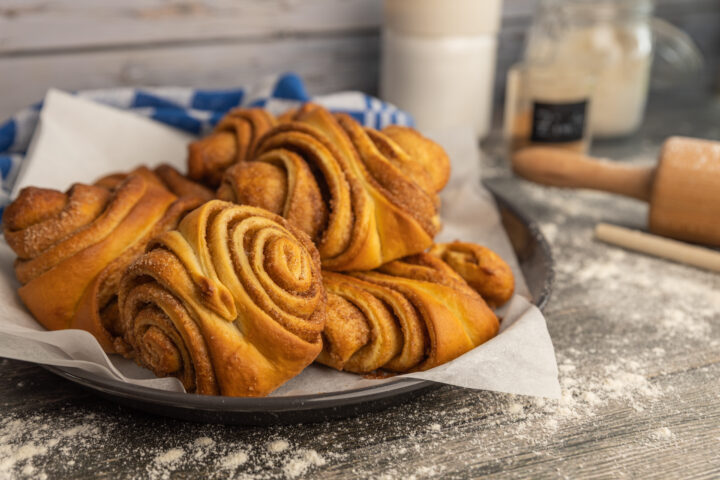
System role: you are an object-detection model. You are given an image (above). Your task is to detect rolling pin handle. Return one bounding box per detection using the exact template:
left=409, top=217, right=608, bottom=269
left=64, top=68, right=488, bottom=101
left=512, top=147, right=655, bottom=202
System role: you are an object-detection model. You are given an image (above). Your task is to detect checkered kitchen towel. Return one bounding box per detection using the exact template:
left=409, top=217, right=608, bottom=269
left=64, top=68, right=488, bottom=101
left=0, top=72, right=412, bottom=216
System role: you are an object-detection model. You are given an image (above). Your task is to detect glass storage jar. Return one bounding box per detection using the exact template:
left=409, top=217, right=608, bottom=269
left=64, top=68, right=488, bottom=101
left=504, top=61, right=595, bottom=154
left=523, top=0, right=701, bottom=139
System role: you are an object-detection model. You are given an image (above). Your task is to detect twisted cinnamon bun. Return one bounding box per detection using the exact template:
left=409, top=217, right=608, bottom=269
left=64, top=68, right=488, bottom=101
left=3, top=172, right=202, bottom=352
left=117, top=200, right=326, bottom=396
left=218, top=104, right=449, bottom=271
left=317, top=253, right=499, bottom=373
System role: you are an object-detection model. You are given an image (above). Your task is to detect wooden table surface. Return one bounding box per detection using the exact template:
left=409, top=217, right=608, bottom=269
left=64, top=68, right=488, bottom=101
left=1, top=93, right=719, bottom=480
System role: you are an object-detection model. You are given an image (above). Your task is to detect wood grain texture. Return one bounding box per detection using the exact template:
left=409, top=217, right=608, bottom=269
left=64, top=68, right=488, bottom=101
left=0, top=34, right=379, bottom=117
left=0, top=0, right=382, bottom=54
left=510, top=148, right=655, bottom=201
left=0, top=90, right=718, bottom=480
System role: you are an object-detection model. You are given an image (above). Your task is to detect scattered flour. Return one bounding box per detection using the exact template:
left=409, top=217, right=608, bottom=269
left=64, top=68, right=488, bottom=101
left=652, top=347, right=666, bottom=356
left=540, top=222, right=559, bottom=243
left=602, top=363, right=658, bottom=403
left=193, top=437, right=215, bottom=448
left=282, top=449, right=326, bottom=479
left=507, top=403, right=524, bottom=415
left=0, top=415, right=327, bottom=480
left=649, top=427, right=674, bottom=441
left=558, top=364, right=576, bottom=373
left=267, top=439, right=290, bottom=454
left=192, top=437, right=215, bottom=460
left=414, top=465, right=446, bottom=477
left=582, top=391, right=602, bottom=407
left=219, top=449, right=249, bottom=470
left=154, top=448, right=184, bottom=465
left=660, top=308, right=711, bottom=339
left=502, top=350, right=669, bottom=438
left=0, top=415, right=100, bottom=480
left=147, top=448, right=185, bottom=479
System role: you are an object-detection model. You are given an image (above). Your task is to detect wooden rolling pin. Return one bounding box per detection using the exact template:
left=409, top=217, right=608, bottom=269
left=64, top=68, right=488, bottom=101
left=595, top=223, right=720, bottom=273
left=512, top=136, right=720, bottom=246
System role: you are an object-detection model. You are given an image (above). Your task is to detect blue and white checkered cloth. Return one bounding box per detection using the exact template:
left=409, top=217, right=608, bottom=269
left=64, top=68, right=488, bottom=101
left=0, top=72, right=412, bottom=217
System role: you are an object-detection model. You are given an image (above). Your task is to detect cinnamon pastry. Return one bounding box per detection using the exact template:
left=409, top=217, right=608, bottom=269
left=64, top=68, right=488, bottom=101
left=429, top=241, right=515, bottom=308
left=317, top=253, right=499, bottom=373
left=3, top=173, right=202, bottom=352
left=117, top=200, right=326, bottom=396
left=187, top=108, right=277, bottom=188
left=375, top=125, right=450, bottom=196
left=154, top=164, right=215, bottom=203
left=95, top=164, right=214, bottom=203
left=218, top=104, right=448, bottom=271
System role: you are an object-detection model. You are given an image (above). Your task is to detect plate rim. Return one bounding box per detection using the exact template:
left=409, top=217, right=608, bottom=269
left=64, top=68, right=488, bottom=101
left=483, top=180, right=555, bottom=311
left=44, top=364, right=433, bottom=412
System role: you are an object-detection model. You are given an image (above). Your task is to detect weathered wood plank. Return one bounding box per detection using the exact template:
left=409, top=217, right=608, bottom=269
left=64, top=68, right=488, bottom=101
left=0, top=34, right=379, bottom=118
left=0, top=0, right=383, bottom=54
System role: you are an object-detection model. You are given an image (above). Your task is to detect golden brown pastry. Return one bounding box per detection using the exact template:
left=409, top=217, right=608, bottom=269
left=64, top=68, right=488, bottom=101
left=187, top=108, right=277, bottom=188
left=429, top=241, right=515, bottom=308
left=317, top=253, right=499, bottom=373
left=218, top=104, right=448, bottom=271
left=3, top=172, right=202, bottom=352
left=217, top=152, right=327, bottom=243
left=153, top=164, right=215, bottom=202
left=117, top=200, right=326, bottom=396
left=95, top=164, right=214, bottom=203
left=378, top=125, right=450, bottom=195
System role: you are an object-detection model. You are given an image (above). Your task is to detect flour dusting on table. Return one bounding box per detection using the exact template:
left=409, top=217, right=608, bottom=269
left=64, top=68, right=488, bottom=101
left=0, top=411, right=332, bottom=480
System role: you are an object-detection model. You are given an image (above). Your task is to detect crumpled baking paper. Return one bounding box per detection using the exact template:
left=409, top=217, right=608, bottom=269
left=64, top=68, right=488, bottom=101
left=0, top=89, right=560, bottom=399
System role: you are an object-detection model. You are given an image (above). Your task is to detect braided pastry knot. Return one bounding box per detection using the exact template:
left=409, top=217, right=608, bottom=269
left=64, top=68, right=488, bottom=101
left=187, top=108, right=277, bottom=188
left=3, top=171, right=202, bottom=352
left=429, top=241, right=515, bottom=308
left=318, top=253, right=499, bottom=373
left=117, top=200, right=326, bottom=396
left=218, top=104, right=450, bottom=271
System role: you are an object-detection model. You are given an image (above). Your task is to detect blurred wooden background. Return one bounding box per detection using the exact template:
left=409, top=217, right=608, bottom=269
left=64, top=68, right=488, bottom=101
left=0, top=0, right=718, bottom=119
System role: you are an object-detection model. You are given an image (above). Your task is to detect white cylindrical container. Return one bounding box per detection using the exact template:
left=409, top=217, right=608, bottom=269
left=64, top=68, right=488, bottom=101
left=381, top=0, right=503, bottom=138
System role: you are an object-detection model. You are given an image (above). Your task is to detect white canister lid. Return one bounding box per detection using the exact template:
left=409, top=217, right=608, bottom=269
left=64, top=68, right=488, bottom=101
left=384, top=0, right=503, bottom=36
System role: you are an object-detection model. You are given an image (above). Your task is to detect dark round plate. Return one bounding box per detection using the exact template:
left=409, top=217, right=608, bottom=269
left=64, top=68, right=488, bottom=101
left=45, top=187, right=554, bottom=425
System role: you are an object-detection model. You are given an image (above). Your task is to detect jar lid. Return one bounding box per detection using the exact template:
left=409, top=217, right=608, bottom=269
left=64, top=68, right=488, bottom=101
left=384, top=0, right=503, bottom=36
left=546, top=0, right=653, bottom=20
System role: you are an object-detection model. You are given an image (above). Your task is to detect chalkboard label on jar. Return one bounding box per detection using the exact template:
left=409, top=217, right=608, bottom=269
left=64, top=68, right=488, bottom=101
left=530, top=100, right=588, bottom=143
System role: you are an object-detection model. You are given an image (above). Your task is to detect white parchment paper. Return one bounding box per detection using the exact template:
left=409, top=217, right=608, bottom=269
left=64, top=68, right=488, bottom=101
left=0, top=89, right=560, bottom=399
